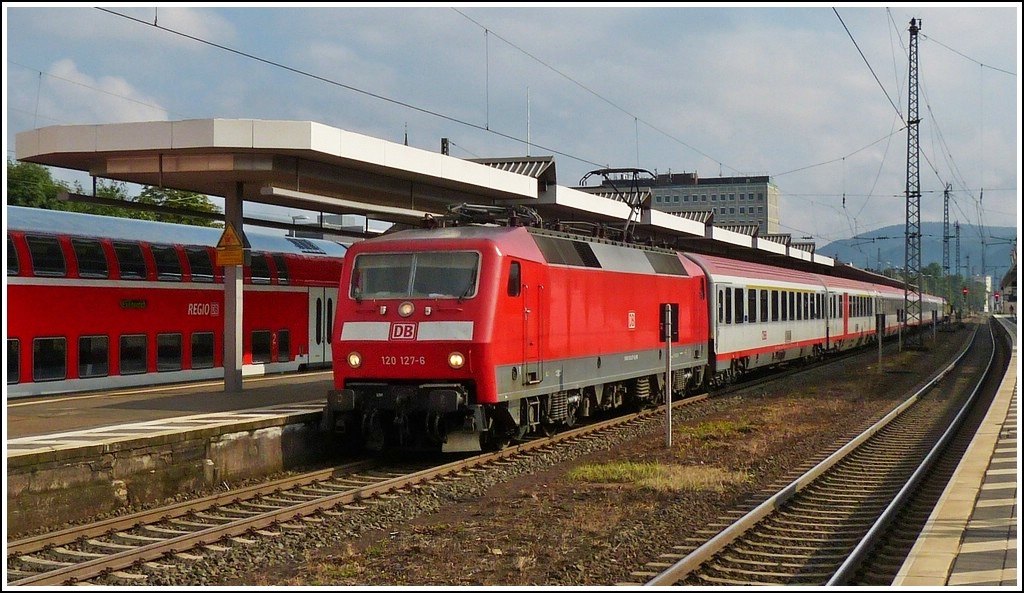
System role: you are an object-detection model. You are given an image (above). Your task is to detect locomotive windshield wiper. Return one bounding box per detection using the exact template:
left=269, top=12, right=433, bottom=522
left=458, top=270, right=477, bottom=303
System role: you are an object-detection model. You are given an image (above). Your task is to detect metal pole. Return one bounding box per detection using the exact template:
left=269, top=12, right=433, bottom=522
left=665, top=304, right=672, bottom=448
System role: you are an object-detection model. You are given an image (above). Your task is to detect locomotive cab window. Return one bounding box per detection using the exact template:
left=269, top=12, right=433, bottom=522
left=26, top=235, right=66, bottom=277
left=72, top=238, right=108, bottom=278
left=351, top=251, right=480, bottom=300
left=113, top=241, right=147, bottom=280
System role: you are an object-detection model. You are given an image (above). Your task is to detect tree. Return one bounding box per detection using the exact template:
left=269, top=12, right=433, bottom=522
left=7, top=159, right=222, bottom=227
left=137, top=186, right=222, bottom=227
left=6, top=160, right=70, bottom=209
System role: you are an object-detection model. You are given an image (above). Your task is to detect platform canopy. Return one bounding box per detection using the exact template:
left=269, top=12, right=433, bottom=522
left=15, top=118, right=539, bottom=226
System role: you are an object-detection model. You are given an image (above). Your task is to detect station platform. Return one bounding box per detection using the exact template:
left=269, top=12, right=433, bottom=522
left=894, top=315, right=1019, bottom=587
left=5, top=369, right=333, bottom=456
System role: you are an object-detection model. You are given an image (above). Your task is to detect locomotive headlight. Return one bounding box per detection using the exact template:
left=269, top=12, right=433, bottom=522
left=398, top=301, right=415, bottom=317
left=447, top=352, right=466, bottom=369
left=347, top=352, right=362, bottom=368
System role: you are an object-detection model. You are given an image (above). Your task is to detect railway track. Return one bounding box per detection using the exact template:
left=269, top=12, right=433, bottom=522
left=6, top=396, right=682, bottom=586
left=627, top=319, right=1007, bottom=586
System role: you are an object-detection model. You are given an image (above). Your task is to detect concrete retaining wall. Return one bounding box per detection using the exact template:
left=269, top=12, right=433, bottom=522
left=6, top=413, right=324, bottom=535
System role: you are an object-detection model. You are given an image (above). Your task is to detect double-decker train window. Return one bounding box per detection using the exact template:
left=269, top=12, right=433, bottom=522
left=277, top=330, right=291, bottom=362
left=8, top=235, right=19, bottom=275
left=185, top=247, right=214, bottom=282
left=78, top=336, right=109, bottom=378
left=113, top=241, right=147, bottom=280
left=7, top=339, right=19, bottom=384
left=249, top=253, right=272, bottom=284
left=157, top=333, right=182, bottom=371
left=119, top=334, right=148, bottom=374
left=33, top=337, right=66, bottom=382
left=273, top=254, right=289, bottom=285
left=191, top=332, right=215, bottom=369
left=26, top=235, right=66, bottom=276
left=72, top=238, right=109, bottom=278
left=251, top=330, right=272, bottom=363
left=151, top=245, right=183, bottom=281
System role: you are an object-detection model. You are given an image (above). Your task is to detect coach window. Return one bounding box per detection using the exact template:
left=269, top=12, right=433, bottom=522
left=507, top=261, right=521, bottom=297
left=72, top=238, right=108, bottom=278
left=8, top=339, right=19, bottom=384
left=113, top=242, right=147, bottom=280
left=7, top=235, right=19, bottom=275
left=771, top=290, right=779, bottom=322
left=33, top=337, right=66, bottom=382
left=278, top=330, right=291, bottom=362
left=747, top=289, right=758, bottom=323
left=249, top=253, right=272, bottom=284
left=26, top=235, right=66, bottom=276
left=191, top=332, right=215, bottom=369
left=151, top=245, right=183, bottom=281
left=724, top=287, right=732, bottom=323
left=717, top=289, right=724, bottom=323
left=789, top=292, right=796, bottom=321
left=78, top=336, right=109, bottom=378
left=157, top=333, right=183, bottom=372
left=119, top=335, right=148, bottom=375
left=759, top=289, right=769, bottom=322
left=185, top=247, right=214, bottom=282
left=803, top=293, right=810, bottom=320
left=273, top=254, right=290, bottom=285
left=251, top=330, right=272, bottom=363
left=733, top=288, right=744, bottom=323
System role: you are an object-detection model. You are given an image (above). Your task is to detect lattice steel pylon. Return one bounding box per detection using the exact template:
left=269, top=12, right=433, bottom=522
left=943, top=183, right=951, bottom=305
left=903, top=17, right=925, bottom=348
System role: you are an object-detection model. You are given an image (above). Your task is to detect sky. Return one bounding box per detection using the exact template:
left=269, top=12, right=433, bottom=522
left=3, top=3, right=1021, bottom=249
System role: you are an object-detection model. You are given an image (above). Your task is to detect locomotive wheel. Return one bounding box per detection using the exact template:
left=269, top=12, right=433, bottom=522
left=564, top=402, right=579, bottom=428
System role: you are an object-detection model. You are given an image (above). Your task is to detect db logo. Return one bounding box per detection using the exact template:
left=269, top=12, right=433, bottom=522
left=390, top=323, right=417, bottom=340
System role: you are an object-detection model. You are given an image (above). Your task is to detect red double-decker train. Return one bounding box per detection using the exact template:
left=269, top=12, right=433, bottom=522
left=6, top=205, right=347, bottom=398
left=321, top=204, right=946, bottom=453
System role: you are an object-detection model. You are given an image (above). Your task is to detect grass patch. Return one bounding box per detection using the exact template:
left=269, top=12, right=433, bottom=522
left=677, top=419, right=755, bottom=440
left=568, top=461, right=748, bottom=493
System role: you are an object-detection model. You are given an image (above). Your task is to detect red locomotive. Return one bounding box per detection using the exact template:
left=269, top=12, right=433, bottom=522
left=6, top=205, right=347, bottom=398
left=322, top=204, right=946, bottom=453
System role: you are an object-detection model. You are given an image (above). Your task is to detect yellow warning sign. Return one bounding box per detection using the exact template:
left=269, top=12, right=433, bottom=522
left=217, top=223, right=244, bottom=249
left=216, top=223, right=246, bottom=267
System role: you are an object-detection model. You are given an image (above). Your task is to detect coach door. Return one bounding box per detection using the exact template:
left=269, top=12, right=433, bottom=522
left=307, top=287, right=337, bottom=367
